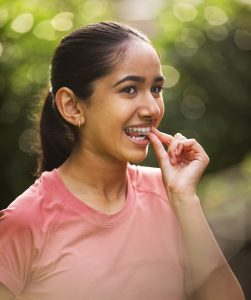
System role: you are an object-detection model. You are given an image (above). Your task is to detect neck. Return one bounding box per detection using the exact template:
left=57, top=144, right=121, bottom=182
left=57, top=146, right=128, bottom=213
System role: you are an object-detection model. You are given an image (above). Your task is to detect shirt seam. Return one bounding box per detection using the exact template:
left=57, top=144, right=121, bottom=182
left=134, top=188, right=169, bottom=204
left=30, top=180, right=69, bottom=276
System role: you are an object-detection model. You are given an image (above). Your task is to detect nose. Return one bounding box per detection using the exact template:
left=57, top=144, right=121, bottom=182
left=138, top=92, right=163, bottom=120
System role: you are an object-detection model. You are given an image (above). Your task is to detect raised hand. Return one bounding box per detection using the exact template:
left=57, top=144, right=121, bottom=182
left=148, top=128, right=209, bottom=200
left=148, top=128, right=245, bottom=299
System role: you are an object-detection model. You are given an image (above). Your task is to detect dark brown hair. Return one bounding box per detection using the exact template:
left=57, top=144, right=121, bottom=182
left=37, top=21, right=150, bottom=174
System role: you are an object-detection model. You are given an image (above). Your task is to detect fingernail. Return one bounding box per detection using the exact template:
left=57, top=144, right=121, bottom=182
left=176, top=143, right=181, bottom=152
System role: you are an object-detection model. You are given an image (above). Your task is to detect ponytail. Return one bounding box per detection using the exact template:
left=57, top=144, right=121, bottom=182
left=37, top=91, right=76, bottom=175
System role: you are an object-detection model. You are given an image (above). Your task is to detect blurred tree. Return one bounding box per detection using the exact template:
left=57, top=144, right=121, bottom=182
left=119, top=1, right=251, bottom=177
left=0, top=0, right=113, bottom=209
left=150, top=0, right=251, bottom=173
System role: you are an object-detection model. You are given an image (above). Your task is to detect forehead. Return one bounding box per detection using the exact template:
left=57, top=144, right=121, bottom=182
left=90, top=40, right=163, bottom=94
left=111, top=40, right=162, bottom=78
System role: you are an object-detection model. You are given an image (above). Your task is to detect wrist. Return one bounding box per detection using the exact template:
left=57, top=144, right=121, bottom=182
left=167, top=191, right=201, bottom=210
left=167, top=185, right=198, bottom=201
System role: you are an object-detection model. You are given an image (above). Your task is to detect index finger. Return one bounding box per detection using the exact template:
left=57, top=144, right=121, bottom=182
left=151, top=127, right=173, bottom=145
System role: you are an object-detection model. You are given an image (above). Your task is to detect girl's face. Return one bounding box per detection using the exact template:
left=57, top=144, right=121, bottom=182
left=80, top=40, right=165, bottom=164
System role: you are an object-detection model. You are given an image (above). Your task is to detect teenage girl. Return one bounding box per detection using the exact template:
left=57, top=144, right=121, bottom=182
left=0, top=22, right=244, bottom=300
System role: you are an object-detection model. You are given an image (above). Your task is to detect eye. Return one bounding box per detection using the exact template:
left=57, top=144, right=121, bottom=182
left=122, top=86, right=137, bottom=94
left=151, top=86, right=163, bottom=94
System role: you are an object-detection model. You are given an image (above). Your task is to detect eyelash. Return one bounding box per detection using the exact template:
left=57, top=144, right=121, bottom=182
left=121, top=86, right=163, bottom=95
left=122, top=86, right=136, bottom=94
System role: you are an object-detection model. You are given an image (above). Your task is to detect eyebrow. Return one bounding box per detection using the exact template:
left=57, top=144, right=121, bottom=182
left=112, top=75, right=165, bottom=87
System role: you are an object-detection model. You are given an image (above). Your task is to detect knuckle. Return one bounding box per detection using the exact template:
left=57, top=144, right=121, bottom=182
left=174, top=133, right=184, bottom=139
left=202, top=153, right=210, bottom=165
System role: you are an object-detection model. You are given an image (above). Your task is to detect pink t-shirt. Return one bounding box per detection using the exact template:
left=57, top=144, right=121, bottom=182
left=0, top=165, right=184, bottom=299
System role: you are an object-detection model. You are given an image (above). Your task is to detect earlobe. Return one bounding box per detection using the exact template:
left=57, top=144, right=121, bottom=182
left=55, top=87, right=85, bottom=127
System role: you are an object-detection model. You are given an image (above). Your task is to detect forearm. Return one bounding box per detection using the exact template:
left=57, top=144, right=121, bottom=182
left=170, top=194, right=245, bottom=300
left=147, top=129, right=244, bottom=299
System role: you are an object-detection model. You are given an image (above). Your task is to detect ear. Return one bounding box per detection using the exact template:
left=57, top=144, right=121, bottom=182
left=55, top=87, right=85, bottom=127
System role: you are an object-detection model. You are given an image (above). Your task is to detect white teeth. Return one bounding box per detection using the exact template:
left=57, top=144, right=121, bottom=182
left=125, top=127, right=151, bottom=134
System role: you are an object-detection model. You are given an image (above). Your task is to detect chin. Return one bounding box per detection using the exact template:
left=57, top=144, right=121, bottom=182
left=129, top=158, right=146, bottom=164
left=126, top=150, right=148, bottom=164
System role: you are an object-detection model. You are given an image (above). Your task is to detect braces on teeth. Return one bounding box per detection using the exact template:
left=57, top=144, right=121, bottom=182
left=125, top=127, right=151, bottom=134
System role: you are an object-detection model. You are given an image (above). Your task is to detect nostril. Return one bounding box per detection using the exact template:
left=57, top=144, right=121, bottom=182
left=137, top=93, right=163, bottom=121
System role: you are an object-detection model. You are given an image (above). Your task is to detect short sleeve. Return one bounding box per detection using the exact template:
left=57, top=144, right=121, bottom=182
left=0, top=201, right=38, bottom=295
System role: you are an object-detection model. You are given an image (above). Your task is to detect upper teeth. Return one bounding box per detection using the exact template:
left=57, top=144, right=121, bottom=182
left=125, top=127, right=151, bottom=134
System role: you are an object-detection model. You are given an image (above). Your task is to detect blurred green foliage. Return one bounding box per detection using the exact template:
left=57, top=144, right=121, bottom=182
left=0, top=0, right=251, bottom=210
left=0, top=0, right=113, bottom=208
left=145, top=0, right=251, bottom=173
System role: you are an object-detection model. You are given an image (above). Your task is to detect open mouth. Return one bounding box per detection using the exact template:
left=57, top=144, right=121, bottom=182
left=124, top=127, right=151, bottom=141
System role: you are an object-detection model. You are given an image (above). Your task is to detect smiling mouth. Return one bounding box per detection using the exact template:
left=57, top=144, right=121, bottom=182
left=124, top=127, right=151, bottom=141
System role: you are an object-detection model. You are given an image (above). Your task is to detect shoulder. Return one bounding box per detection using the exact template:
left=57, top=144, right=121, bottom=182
left=0, top=169, right=63, bottom=234
left=127, top=164, right=166, bottom=199
left=0, top=170, right=62, bottom=295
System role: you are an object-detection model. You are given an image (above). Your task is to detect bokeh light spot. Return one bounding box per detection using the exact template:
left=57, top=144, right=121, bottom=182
left=204, top=6, right=228, bottom=26
left=159, top=12, right=182, bottom=32
left=10, top=13, right=34, bottom=33
left=18, top=128, right=36, bottom=154
left=180, top=95, right=206, bottom=120
left=162, top=65, right=180, bottom=88
left=181, top=27, right=206, bottom=49
left=237, top=0, right=251, bottom=4
left=173, top=3, right=198, bottom=22
left=33, top=20, right=56, bottom=40
left=204, top=24, right=229, bottom=41
left=51, top=12, right=74, bottom=31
